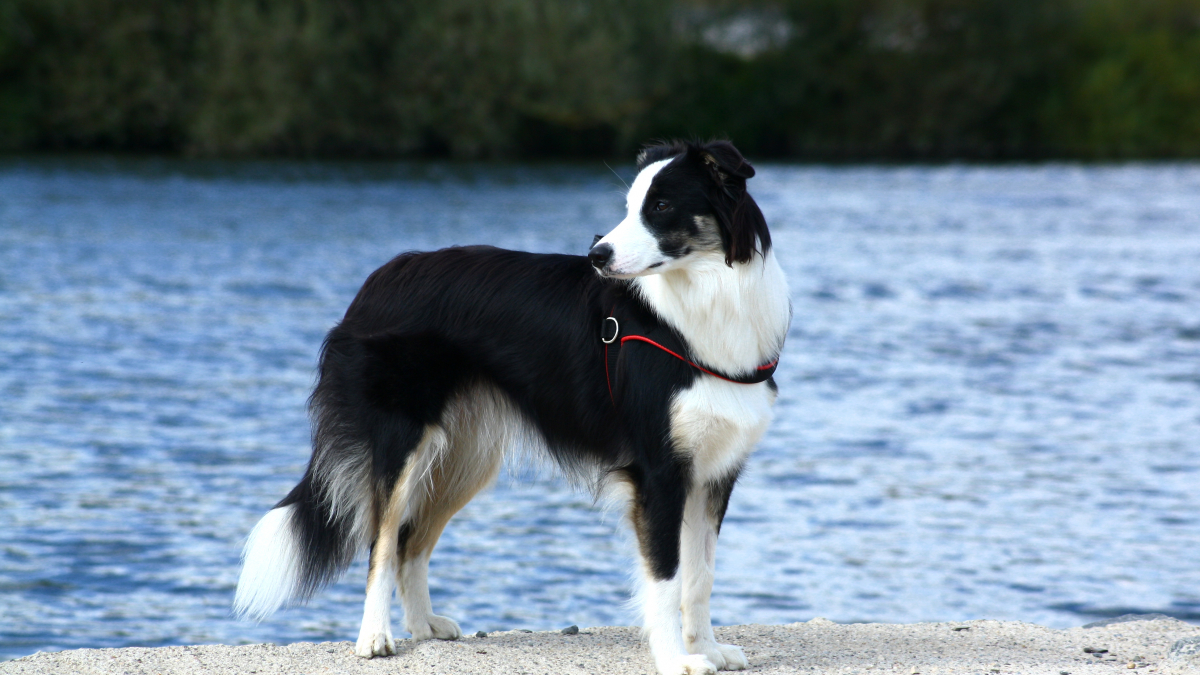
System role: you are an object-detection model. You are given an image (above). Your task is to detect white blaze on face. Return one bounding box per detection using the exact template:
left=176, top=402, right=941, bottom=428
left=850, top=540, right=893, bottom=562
left=596, top=158, right=672, bottom=277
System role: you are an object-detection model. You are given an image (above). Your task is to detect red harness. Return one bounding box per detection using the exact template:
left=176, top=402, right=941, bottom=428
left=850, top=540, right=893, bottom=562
left=602, top=310, right=779, bottom=405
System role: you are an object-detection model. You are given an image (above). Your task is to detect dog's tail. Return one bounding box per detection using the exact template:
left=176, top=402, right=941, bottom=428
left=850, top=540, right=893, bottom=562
left=234, top=332, right=374, bottom=621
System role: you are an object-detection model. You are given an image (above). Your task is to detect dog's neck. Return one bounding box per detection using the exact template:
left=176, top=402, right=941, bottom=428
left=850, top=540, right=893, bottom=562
left=633, top=248, right=791, bottom=375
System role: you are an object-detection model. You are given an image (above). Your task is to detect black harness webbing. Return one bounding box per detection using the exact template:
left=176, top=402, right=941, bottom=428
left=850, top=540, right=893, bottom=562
left=602, top=304, right=778, bottom=405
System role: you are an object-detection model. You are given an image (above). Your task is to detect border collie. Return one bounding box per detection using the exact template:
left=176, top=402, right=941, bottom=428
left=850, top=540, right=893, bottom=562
left=234, top=140, right=791, bottom=675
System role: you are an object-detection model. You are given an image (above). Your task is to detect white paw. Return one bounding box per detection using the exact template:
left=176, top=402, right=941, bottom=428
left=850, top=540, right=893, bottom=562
left=686, top=638, right=748, bottom=671
left=709, top=643, right=748, bottom=671
left=408, top=614, right=462, bottom=641
left=354, top=628, right=395, bottom=658
left=658, top=653, right=718, bottom=675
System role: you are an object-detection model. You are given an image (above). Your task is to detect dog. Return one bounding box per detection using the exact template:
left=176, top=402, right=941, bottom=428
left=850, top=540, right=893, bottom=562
left=234, top=139, right=791, bottom=675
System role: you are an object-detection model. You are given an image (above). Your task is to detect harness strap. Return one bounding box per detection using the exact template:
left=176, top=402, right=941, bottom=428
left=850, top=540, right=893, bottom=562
left=602, top=307, right=777, bottom=405
left=620, top=335, right=778, bottom=383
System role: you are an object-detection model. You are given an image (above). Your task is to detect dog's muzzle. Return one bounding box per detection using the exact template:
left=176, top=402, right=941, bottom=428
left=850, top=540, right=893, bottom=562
left=588, top=243, right=614, bottom=271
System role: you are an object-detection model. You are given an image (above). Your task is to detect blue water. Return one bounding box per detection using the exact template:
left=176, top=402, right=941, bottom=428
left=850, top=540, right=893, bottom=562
left=2, top=157, right=1199, bottom=661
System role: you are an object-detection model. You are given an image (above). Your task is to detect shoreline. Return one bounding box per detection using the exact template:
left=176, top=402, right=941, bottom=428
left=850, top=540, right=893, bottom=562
left=3, top=617, right=1198, bottom=674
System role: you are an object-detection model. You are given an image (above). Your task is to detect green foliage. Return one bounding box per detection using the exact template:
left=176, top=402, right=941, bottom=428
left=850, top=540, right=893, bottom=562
left=0, top=1, right=36, bottom=149
left=4, top=0, right=200, bottom=151
left=648, top=0, right=1078, bottom=158
left=0, top=0, right=1197, bottom=158
left=1045, top=0, right=1200, bottom=157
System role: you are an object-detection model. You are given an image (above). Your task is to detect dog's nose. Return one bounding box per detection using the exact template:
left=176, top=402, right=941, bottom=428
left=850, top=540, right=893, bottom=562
left=588, top=243, right=613, bottom=270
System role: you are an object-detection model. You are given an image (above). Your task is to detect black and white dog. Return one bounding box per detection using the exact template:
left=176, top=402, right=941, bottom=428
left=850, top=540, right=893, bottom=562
left=234, top=140, right=791, bottom=675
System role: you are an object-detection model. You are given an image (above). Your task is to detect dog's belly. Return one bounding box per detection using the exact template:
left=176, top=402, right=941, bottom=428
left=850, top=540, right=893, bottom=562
left=669, top=377, right=776, bottom=484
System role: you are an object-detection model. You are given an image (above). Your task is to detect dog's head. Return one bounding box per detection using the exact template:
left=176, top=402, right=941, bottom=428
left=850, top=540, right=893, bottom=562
left=588, top=140, right=771, bottom=278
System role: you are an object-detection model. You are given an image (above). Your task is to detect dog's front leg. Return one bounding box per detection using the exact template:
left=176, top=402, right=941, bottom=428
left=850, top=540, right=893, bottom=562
left=630, top=465, right=718, bottom=675
left=680, top=476, right=747, bottom=671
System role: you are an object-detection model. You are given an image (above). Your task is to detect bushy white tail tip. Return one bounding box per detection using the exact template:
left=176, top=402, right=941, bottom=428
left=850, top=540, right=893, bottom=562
left=233, top=505, right=302, bottom=621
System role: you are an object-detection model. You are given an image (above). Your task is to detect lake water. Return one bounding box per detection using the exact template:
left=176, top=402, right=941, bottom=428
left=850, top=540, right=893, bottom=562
left=2, top=157, right=1199, bottom=661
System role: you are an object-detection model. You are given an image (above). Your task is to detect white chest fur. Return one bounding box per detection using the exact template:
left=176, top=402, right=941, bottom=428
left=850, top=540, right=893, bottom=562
left=638, top=248, right=790, bottom=483
left=669, top=376, right=777, bottom=484
left=633, top=249, right=790, bottom=376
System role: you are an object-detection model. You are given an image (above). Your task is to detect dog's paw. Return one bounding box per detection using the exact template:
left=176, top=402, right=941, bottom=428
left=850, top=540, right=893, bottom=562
left=686, top=637, right=747, bottom=671
left=709, top=643, right=748, bottom=671
left=657, top=653, right=718, bottom=675
left=354, top=628, right=395, bottom=658
left=409, top=614, right=462, bottom=641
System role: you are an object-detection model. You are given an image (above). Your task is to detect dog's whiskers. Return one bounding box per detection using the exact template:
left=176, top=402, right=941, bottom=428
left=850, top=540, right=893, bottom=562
left=604, top=161, right=629, bottom=190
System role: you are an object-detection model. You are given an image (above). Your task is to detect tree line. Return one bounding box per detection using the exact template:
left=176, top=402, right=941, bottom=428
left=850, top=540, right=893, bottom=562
left=1, top=0, right=1198, bottom=159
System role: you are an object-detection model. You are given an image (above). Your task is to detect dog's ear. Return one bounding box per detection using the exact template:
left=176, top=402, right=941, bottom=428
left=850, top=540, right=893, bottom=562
left=690, top=140, right=770, bottom=266
left=697, top=140, right=756, bottom=183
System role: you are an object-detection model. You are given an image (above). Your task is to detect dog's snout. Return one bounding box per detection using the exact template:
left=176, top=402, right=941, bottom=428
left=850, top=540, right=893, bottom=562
left=588, top=243, right=614, bottom=270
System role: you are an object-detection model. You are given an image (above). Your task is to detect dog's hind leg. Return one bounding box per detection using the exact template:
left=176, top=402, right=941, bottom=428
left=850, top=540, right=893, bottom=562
left=680, top=473, right=746, bottom=671
left=394, top=384, right=511, bottom=641
left=355, top=424, right=449, bottom=657
left=395, top=491, right=473, bottom=643
left=354, top=477, right=405, bottom=657
left=396, top=547, right=457, bottom=640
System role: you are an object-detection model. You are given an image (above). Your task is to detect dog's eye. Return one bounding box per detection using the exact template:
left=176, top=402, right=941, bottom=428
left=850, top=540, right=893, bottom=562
left=653, top=201, right=668, bottom=212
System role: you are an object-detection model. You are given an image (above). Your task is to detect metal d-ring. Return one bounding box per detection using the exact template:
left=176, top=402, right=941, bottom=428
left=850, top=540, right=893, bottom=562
left=601, top=316, right=619, bottom=344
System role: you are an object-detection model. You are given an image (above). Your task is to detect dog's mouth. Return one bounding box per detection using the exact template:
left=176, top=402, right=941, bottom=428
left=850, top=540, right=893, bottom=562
left=595, top=262, right=667, bottom=279
left=589, top=238, right=677, bottom=278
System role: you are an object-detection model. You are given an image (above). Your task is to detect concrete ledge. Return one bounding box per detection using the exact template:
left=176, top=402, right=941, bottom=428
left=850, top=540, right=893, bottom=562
left=3, top=618, right=1197, bottom=675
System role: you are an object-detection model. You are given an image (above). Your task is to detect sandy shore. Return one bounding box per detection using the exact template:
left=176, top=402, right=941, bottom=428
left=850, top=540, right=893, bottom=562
left=4, top=617, right=1198, bottom=675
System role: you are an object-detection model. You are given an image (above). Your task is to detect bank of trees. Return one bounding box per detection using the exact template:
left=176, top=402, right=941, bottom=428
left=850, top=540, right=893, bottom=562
left=1, top=0, right=1198, bottom=159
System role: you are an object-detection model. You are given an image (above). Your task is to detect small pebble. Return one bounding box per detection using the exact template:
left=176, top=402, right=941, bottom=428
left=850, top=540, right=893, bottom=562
left=1125, top=663, right=1136, bottom=669
left=475, top=631, right=487, bottom=638
left=952, top=626, right=970, bottom=632
left=1083, top=647, right=1108, bottom=654
left=561, top=625, right=579, bottom=635
left=519, top=629, right=533, bottom=633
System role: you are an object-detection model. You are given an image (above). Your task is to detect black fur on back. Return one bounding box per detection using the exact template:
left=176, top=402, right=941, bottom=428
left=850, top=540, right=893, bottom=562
left=280, top=246, right=706, bottom=592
